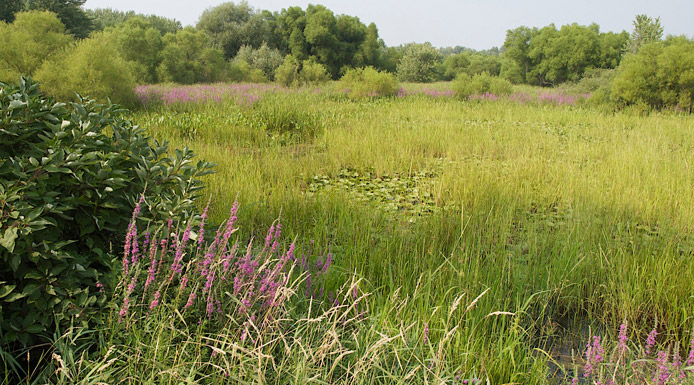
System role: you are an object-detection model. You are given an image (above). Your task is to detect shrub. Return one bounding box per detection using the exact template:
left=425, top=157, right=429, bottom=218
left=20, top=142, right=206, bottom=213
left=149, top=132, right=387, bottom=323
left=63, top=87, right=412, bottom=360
left=612, top=38, right=694, bottom=112
left=453, top=72, right=513, bottom=99
left=0, top=11, right=73, bottom=83
left=396, top=42, right=443, bottom=83
left=0, top=78, right=214, bottom=347
left=299, top=60, right=329, bottom=85
left=274, top=56, right=329, bottom=87
left=340, top=66, right=399, bottom=99
left=34, top=31, right=137, bottom=106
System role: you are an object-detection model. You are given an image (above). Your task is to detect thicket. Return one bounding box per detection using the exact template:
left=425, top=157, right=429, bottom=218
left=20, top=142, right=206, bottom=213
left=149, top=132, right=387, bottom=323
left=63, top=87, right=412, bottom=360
left=611, top=37, right=694, bottom=112
left=0, top=78, right=213, bottom=349
left=340, top=67, right=399, bottom=99
left=453, top=72, right=513, bottom=98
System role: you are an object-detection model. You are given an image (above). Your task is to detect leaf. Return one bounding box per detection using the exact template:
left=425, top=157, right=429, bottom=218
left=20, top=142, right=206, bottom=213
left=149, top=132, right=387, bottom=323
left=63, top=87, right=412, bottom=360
left=0, top=285, right=16, bottom=299
left=0, top=227, right=19, bottom=253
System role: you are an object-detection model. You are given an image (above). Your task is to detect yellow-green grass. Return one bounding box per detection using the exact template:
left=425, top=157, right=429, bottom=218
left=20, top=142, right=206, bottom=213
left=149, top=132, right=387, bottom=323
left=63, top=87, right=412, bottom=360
left=128, top=86, right=694, bottom=382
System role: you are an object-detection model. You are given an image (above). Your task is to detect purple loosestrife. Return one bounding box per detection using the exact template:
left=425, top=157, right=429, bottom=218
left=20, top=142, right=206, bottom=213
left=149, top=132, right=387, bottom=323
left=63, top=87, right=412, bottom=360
left=322, top=253, right=332, bottom=274
left=647, top=327, right=658, bottom=355
left=264, top=224, right=275, bottom=250
left=584, top=336, right=605, bottom=378
left=423, top=322, right=429, bottom=343
left=170, top=227, right=191, bottom=279
left=149, top=291, right=161, bottom=310
left=654, top=350, right=670, bottom=385
left=687, top=333, right=694, bottom=366
left=672, top=346, right=685, bottom=380
left=144, top=242, right=158, bottom=292
left=617, top=323, right=628, bottom=357
left=180, top=274, right=188, bottom=293
left=184, top=291, right=196, bottom=311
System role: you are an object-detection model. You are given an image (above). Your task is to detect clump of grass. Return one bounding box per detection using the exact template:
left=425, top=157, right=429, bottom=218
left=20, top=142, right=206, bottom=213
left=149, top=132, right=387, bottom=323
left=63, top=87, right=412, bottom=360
left=246, top=92, right=324, bottom=143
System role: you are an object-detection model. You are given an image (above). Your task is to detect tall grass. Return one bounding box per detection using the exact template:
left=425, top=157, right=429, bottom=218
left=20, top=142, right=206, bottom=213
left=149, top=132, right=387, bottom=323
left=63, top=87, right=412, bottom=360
left=41, top=83, right=694, bottom=384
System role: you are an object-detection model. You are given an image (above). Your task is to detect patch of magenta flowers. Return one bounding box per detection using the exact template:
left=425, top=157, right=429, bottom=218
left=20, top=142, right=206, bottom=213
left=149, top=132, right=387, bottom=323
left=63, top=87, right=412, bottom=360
left=134, top=83, right=285, bottom=108
left=571, top=322, right=694, bottom=384
left=114, top=196, right=334, bottom=332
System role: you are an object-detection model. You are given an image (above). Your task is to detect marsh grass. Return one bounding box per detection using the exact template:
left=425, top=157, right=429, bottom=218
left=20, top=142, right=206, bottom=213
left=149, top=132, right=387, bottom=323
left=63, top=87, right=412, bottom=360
left=39, top=82, right=694, bottom=384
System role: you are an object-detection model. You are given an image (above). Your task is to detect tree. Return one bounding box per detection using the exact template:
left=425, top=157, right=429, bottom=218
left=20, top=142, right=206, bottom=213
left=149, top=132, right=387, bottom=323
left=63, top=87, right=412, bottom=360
left=104, top=17, right=164, bottom=84
left=27, top=0, right=92, bottom=38
left=157, top=27, right=227, bottom=84
left=0, top=11, right=73, bottom=82
left=0, top=0, right=25, bottom=23
left=502, top=26, right=536, bottom=83
left=396, top=42, right=443, bottom=83
left=87, top=8, right=182, bottom=35
left=628, top=14, right=663, bottom=53
left=197, top=1, right=276, bottom=59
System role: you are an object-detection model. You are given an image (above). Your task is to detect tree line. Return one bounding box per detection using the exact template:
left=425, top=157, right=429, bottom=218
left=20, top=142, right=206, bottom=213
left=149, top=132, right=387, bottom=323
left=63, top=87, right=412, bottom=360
left=1, top=1, right=693, bottom=111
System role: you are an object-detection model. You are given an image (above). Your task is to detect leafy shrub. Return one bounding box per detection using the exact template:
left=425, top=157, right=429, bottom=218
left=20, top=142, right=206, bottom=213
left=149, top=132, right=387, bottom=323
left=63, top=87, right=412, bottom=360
left=612, top=38, right=694, bottom=112
left=233, top=43, right=284, bottom=81
left=274, top=55, right=329, bottom=87
left=228, top=61, right=269, bottom=83
left=0, top=78, right=214, bottom=347
left=396, top=42, right=443, bottom=83
left=0, top=11, right=73, bottom=83
left=340, top=66, right=399, bottom=99
left=453, top=72, right=513, bottom=99
left=34, top=31, right=137, bottom=106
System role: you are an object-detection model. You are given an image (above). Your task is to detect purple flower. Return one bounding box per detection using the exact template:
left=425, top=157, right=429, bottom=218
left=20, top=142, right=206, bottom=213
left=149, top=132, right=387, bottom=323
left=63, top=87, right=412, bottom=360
left=149, top=291, right=161, bottom=310
left=184, top=292, right=196, bottom=310
left=423, top=322, right=429, bottom=343
left=646, top=327, right=658, bottom=355
left=584, top=336, right=604, bottom=378
left=617, top=323, right=628, bottom=356
left=653, top=350, right=670, bottom=385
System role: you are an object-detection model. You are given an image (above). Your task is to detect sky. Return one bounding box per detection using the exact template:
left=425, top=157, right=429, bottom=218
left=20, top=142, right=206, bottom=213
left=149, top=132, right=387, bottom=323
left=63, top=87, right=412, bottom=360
left=83, top=0, right=693, bottom=50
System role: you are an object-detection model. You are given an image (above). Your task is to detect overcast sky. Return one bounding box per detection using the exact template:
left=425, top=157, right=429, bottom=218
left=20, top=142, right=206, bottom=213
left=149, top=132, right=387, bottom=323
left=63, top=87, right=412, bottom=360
left=83, top=0, right=693, bottom=50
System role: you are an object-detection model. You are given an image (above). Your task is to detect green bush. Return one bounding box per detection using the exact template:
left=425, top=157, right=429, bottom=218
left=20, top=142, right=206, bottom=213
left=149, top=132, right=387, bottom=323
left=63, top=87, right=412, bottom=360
left=340, top=66, right=399, bottom=99
left=0, top=11, right=73, bottom=83
left=0, top=78, right=214, bottom=347
left=612, top=38, right=694, bottom=112
left=274, top=56, right=329, bottom=87
left=34, top=31, right=137, bottom=106
left=453, top=72, right=513, bottom=99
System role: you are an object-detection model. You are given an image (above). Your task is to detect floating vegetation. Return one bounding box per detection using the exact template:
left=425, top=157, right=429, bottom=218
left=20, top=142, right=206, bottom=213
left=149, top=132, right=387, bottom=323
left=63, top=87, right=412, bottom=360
left=307, top=167, right=438, bottom=217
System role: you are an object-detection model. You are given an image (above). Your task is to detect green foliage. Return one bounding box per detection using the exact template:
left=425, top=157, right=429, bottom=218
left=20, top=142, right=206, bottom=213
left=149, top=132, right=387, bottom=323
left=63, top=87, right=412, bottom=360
left=0, top=78, right=214, bottom=347
left=157, top=28, right=227, bottom=84
left=34, top=31, right=137, bottom=106
left=233, top=43, right=284, bottom=81
left=612, top=38, right=694, bottom=111
left=26, top=0, right=92, bottom=38
left=0, top=11, right=73, bottom=83
left=340, top=66, right=399, bottom=99
left=504, top=22, right=629, bottom=86
left=0, top=0, right=24, bottom=23
left=276, top=4, right=386, bottom=77
left=274, top=55, right=329, bottom=87
left=453, top=72, right=513, bottom=98
left=397, top=43, right=443, bottom=83
left=103, top=18, right=164, bottom=84
left=87, top=8, right=182, bottom=35
left=628, top=14, right=663, bottom=54
left=274, top=55, right=301, bottom=86
left=197, top=1, right=277, bottom=59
